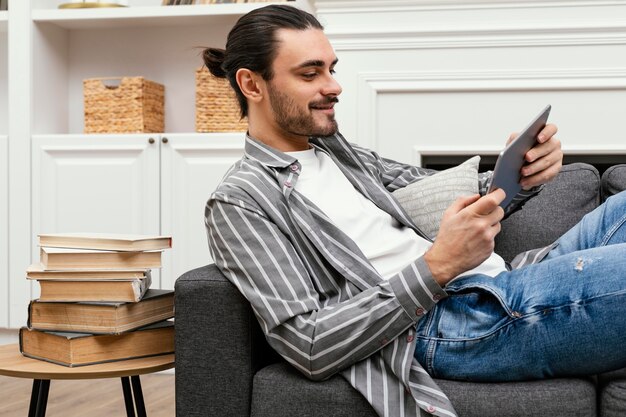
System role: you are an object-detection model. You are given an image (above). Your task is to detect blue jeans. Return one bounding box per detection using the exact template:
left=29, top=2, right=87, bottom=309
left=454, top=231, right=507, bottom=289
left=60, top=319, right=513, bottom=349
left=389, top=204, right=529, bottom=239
left=414, top=190, right=626, bottom=382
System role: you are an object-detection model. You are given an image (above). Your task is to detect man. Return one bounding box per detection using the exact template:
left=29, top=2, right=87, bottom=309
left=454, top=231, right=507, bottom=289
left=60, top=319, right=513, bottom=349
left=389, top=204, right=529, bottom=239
left=204, top=5, right=626, bottom=417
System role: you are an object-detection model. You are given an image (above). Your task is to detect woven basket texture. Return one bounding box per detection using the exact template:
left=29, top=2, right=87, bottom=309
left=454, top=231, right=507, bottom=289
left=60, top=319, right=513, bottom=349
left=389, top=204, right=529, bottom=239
left=84, top=77, right=165, bottom=134
left=196, top=67, right=247, bottom=132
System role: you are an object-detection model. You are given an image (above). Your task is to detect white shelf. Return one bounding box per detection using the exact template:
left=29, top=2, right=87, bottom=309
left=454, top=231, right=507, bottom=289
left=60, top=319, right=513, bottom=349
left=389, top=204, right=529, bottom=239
left=32, top=2, right=310, bottom=29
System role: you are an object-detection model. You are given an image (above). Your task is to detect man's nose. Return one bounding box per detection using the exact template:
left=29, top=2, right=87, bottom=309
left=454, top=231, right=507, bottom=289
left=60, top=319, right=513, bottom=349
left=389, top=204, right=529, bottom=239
left=322, top=75, right=342, bottom=97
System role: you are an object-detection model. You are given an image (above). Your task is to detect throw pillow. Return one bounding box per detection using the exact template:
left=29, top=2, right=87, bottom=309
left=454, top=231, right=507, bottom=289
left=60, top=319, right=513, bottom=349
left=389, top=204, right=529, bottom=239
left=392, top=156, right=480, bottom=239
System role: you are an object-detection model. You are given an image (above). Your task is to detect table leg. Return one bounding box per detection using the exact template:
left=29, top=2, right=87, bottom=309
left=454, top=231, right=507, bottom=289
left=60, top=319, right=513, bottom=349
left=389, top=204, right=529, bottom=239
left=27, top=380, right=41, bottom=417
left=31, top=379, right=50, bottom=417
left=131, top=375, right=147, bottom=417
left=121, top=376, right=136, bottom=417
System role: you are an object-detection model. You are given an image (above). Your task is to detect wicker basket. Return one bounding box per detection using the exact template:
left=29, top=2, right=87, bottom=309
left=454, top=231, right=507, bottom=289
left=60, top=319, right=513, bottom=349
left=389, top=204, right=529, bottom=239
left=84, top=77, right=165, bottom=134
left=195, top=67, right=247, bottom=133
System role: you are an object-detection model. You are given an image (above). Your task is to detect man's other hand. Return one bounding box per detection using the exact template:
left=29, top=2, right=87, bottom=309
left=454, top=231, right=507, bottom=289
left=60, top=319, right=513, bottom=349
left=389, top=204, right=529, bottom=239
left=424, top=189, right=506, bottom=287
left=507, top=123, right=563, bottom=190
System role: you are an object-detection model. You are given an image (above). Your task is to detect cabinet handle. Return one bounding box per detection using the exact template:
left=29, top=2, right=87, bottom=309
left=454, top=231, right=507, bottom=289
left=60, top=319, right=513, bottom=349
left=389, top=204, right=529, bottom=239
left=162, top=137, right=169, bottom=144
left=149, top=138, right=155, bottom=144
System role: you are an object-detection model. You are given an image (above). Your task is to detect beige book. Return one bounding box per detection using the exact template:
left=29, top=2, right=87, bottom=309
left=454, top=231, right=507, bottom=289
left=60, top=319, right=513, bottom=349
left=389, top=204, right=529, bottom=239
left=40, top=247, right=162, bottom=271
left=38, top=233, right=172, bottom=252
left=28, top=289, right=174, bottom=334
left=27, top=263, right=150, bottom=281
left=37, top=273, right=152, bottom=303
left=19, top=320, right=175, bottom=367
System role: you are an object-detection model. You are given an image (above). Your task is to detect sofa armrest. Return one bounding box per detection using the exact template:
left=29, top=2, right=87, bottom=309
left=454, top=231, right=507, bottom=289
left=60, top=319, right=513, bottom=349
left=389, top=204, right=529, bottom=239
left=175, top=264, right=271, bottom=416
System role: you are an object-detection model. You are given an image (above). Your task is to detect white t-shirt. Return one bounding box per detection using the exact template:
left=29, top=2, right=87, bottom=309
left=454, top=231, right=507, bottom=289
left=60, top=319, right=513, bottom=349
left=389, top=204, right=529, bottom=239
left=288, top=148, right=507, bottom=281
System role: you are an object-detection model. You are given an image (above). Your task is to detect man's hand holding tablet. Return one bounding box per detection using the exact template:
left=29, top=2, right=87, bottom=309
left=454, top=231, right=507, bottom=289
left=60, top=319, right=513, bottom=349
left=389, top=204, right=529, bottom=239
left=488, top=105, right=555, bottom=207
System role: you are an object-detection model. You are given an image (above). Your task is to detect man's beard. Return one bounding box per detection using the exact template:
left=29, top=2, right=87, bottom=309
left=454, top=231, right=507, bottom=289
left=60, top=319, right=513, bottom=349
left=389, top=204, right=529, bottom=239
left=267, top=85, right=338, bottom=138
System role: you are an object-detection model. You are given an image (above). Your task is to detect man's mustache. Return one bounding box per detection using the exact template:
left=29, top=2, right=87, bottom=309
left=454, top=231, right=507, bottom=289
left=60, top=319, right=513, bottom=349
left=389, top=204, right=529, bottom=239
left=310, top=97, right=339, bottom=107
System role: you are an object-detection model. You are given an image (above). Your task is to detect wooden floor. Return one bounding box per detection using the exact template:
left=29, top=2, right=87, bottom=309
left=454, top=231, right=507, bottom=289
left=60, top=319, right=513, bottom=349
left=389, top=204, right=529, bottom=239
left=0, top=373, right=175, bottom=417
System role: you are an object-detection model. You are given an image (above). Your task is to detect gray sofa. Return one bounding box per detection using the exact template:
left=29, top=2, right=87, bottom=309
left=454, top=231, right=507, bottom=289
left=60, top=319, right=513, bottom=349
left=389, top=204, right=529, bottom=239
left=175, top=162, right=626, bottom=417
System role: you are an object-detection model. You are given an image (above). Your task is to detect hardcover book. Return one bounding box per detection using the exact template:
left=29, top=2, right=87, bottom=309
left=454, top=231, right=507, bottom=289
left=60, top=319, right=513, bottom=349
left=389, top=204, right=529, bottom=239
left=28, top=289, right=174, bottom=334
left=19, top=320, right=175, bottom=367
left=27, top=264, right=150, bottom=281
left=37, top=233, right=172, bottom=252
left=36, top=273, right=152, bottom=303
left=40, top=247, right=162, bottom=271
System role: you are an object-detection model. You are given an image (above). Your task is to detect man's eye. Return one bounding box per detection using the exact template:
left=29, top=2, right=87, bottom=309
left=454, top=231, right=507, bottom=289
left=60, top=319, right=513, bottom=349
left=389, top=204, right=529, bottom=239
left=303, top=73, right=317, bottom=79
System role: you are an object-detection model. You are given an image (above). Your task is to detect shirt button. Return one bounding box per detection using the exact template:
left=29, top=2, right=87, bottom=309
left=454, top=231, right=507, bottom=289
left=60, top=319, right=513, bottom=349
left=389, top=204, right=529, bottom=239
left=433, top=294, right=442, bottom=301
left=415, top=307, right=425, bottom=316
left=381, top=337, right=389, bottom=345
left=427, top=405, right=436, bottom=413
left=290, top=164, right=298, bottom=172
left=284, top=181, right=292, bottom=188
left=406, top=335, right=414, bottom=343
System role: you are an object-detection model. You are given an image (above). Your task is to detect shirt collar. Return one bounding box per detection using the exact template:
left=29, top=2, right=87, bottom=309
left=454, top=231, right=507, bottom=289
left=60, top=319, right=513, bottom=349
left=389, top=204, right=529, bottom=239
left=244, top=133, right=347, bottom=169
left=244, top=134, right=297, bottom=169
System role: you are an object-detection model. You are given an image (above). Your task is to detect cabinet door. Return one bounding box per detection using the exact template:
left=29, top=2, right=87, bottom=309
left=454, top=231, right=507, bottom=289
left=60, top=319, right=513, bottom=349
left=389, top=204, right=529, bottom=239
left=0, top=135, right=7, bottom=328
left=31, top=134, right=161, bottom=295
left=160, top=133, right=245, bottom=290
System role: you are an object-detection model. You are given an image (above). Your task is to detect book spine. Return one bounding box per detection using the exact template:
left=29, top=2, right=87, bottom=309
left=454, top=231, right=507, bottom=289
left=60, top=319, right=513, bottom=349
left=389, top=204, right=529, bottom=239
left=27, top=301, right=33, bottom=328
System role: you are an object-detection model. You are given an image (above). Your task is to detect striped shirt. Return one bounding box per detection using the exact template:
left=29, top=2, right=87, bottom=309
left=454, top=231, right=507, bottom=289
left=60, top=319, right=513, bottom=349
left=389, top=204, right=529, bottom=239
left=205, top=132, right=546, bottom=417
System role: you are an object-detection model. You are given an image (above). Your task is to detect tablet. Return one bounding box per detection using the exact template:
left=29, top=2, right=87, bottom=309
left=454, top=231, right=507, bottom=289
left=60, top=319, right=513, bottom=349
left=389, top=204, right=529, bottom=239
left=488, top=105, right=551, bottom=208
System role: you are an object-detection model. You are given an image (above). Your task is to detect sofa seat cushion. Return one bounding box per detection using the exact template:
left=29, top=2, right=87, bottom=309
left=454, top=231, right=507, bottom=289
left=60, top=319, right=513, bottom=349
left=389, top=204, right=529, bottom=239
left=252, top=362, right=596, bottom=417
left=436, top=377, right=596, bottom=417
left=251, top=362, right=378, bottom=417
left=496, top=163, right=601, bottom=262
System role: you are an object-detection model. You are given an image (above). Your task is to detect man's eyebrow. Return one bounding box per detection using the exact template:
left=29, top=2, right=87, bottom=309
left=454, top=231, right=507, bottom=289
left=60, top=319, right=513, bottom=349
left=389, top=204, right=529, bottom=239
left=294, top=58, right=339, bottom=70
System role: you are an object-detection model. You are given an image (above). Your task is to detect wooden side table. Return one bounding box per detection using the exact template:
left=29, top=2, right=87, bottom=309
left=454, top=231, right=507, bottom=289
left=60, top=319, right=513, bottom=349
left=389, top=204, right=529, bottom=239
left=0, top=344, right=174, bottom=417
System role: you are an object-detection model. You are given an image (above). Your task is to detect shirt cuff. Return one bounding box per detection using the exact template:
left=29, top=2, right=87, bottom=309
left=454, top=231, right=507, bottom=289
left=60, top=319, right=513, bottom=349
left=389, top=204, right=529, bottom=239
left=388, top=256, right=448, bottom=323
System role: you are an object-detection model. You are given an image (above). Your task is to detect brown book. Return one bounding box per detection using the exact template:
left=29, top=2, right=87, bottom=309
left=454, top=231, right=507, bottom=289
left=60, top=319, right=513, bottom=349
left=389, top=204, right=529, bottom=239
left=40, top=247, right=162, bottom=271
left=28, top=289, right=174, bottom=334
left=27, top=263, right=149, bottom=281
left=19, top=320, right=174, bottom=367
left=38, top=233, right=172, bottom=252
left=37, top=273, right=152, bottom=303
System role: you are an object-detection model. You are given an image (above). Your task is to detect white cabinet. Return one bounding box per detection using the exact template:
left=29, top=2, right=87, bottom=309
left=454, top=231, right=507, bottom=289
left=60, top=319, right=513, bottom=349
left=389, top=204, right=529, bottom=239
left=32, top=135, right=160, bottom=238
left=160, top=133, right=245, bottom=289
left=31, top=133, right=244, bottom=296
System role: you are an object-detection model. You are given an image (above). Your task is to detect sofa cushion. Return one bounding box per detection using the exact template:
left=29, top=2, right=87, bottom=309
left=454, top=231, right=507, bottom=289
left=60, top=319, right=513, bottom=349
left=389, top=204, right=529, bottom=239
left=601, top=164, right=626, bottom=200
left=251, top=362, right=378, bottom=417
left=393, top=156, right=480, bottom=239
left=252, top=362, right=596, bottom=417
left=436, top=377, right=596, bottom=417
left=599, top=367, right=626, bottom=417
left=495, top=163, right=601, bottom=262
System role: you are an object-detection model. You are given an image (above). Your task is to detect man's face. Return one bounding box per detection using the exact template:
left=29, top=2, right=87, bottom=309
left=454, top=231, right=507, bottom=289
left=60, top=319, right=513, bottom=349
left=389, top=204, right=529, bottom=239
left=264, top=28, right=342, bottom=140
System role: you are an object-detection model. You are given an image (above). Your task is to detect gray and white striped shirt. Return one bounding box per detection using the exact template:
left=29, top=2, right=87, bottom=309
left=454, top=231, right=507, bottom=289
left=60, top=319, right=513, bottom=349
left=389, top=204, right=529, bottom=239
left=205, top=133, right=544, bottom=417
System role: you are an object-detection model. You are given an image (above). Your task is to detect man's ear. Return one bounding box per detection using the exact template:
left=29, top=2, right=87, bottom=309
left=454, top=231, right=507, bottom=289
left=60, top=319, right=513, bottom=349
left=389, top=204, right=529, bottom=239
left=235, top=68, right=263, bottom=103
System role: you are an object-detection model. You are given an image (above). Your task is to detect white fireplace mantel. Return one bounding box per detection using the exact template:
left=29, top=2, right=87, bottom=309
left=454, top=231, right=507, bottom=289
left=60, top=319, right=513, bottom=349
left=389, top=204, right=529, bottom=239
left=313, top=0, right=626, bottom=165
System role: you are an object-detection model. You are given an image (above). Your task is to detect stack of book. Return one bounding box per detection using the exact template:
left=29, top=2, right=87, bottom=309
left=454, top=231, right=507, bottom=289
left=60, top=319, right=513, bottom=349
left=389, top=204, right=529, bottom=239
left=19, top=233, right=175, bottom=367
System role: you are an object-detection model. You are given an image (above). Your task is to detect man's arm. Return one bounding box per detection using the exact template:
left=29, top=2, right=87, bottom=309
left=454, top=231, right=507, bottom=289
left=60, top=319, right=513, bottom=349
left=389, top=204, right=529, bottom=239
left=205, top=195, right=446, bottom=381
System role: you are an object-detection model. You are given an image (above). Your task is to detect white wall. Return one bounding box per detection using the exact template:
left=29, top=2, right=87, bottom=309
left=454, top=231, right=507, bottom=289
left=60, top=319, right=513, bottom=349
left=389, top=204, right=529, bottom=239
left=0, top=329, right=18, bottom=346
left=314, top=0, right=626, bottom=165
